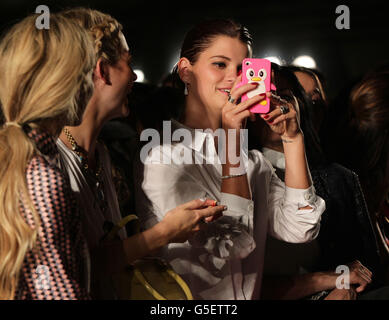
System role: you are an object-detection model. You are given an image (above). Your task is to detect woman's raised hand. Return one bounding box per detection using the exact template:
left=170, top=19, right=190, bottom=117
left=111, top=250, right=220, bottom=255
left=260, top=93, right=302, bottom=140
left=222, top=75, right=266, bottom=131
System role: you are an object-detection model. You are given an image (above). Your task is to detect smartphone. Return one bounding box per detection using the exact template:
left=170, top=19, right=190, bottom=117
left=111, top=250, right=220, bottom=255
left=240, top=58, right=272, bottom=114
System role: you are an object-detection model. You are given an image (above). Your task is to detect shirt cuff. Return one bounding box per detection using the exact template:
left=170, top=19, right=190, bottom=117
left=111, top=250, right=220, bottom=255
left=284, top=185, right=318, bottom=208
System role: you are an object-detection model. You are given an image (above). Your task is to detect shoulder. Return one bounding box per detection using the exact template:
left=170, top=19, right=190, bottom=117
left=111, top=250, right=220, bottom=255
left=313, top=162, right=359, bottom=182
left=26, top=154, right=72, bottom=206
left=27, top=154, right=64, bottom=185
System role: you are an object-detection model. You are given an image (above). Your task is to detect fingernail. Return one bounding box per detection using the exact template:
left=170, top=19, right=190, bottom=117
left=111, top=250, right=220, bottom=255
left=252, top=83, right=259, bottom=86
left=263, top=115, right=269, bottom=119
left=199, top=198, right=206, bottom=202
left=259, top=93, right=266, bottom=96
left=268, top=120, right=273, bottom=124
left=223, top=206, right=228, bottom=210
left=212, top=200, right=218, bottom=207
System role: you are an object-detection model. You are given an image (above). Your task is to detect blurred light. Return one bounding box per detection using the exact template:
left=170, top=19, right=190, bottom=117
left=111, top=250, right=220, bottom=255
left=134, top=69, right=145, bottom=83
left=292, top=55, right=317, bottom=69
left=263, top=56, right=282, bottom=65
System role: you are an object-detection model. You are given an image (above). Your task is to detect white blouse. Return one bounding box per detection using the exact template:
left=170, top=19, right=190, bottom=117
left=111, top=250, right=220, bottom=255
left=134, top=120, right=325, bottom=300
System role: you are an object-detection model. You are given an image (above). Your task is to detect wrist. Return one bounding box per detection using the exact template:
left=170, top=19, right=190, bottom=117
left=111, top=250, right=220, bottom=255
left=281, top=131, right=304, bottom=143
left=315, top=272, right=338, bottom=291
left=151, top=220, right=171, bottom=247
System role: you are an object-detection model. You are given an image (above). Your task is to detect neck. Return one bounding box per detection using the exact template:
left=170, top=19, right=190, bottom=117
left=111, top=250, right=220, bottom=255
left=183, top=94, right=221, bottom=131
left=60, top=96, right=109, bottom=161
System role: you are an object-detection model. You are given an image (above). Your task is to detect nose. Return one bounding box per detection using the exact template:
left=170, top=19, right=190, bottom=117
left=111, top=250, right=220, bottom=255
left=226, top=68, right=238, bottom=83
left=132, top=69, right=138, bottom=82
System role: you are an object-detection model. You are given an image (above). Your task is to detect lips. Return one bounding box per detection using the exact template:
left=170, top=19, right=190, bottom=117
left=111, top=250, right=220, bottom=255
left=218, top=88, right=231, bottom=96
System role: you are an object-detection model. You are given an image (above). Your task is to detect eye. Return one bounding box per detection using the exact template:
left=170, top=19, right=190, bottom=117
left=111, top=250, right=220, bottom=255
left=246, top=68, right=255, bottom=79
left=245, top=60, right=252, bottom=66
left=213, top=62, right=226, bottom=69
left=258, top=69, right=267, bottom=79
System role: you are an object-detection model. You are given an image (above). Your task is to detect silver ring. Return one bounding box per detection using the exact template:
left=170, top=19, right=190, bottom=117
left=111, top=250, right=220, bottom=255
left=279, top=105, right=289, bottom=114
left=228, top=94, right=236, bottom=104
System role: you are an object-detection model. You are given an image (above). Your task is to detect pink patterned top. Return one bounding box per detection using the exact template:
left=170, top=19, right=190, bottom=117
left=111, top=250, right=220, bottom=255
left=15, top=127, right=90, bottom=300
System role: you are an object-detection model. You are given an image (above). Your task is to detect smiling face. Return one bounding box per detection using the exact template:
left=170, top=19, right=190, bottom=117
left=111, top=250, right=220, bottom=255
left=187, top=35, right=249, bottom=112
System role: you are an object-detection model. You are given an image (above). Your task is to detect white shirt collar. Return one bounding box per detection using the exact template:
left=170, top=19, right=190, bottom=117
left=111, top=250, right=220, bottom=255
left=171, top=119, right=216, bottom=152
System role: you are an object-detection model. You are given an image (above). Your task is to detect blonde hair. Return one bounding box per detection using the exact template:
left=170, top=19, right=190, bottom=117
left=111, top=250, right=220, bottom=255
left=0, top=13, right=95, bottom=299
left=61, top=7, right=125, bottom=65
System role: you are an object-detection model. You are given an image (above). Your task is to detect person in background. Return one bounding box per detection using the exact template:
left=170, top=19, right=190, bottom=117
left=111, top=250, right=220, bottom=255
left=329, top=65, right=389, bottom=285
left=248, top=64, right=385, bottom=299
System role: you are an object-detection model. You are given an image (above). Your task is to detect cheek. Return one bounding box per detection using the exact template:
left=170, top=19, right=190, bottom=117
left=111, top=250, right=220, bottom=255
left=195, top=69, right=221, bottom=91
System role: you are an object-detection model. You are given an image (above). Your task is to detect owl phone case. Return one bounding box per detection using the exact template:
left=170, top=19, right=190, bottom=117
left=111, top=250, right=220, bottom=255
left=241, top=58, right=271, bottom=114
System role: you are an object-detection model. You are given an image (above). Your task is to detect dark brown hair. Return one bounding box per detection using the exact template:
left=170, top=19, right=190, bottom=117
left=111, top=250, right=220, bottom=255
left=172, top=19, right=252, bottom=90
left=347, top=68, right=389, bottom=213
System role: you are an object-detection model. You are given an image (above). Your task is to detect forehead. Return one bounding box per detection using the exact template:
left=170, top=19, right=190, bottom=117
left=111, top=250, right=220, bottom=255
left=198, top=35, right=249, bottom=61
left=119, top=32, right=130, bottom=52
left=294, top=71, right=317, bottom=91
left=273, top=70, right=294, bottom=90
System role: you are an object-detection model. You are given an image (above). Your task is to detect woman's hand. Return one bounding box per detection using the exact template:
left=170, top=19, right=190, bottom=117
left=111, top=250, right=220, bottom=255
left=222, top=75, right=266, bottom=131
left=346, top=260, right=373, bottom=293
left=260, top=93, right=302, bottom=140
left=160, top=198, right=226, bottom=243
left=324, top=287, right=357, bottom=300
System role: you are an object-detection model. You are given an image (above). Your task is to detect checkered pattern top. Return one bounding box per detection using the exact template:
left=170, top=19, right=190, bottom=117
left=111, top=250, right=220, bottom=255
left=15, top=128, right=90, bottom=300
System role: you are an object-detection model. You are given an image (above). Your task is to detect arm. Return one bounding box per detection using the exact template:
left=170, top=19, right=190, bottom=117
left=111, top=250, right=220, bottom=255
left=261, top=260, right=372, bottom=299
left=262, top=94, right=312, bottom=195
left=262, top=272, right=337, bottom=300
left=261, top=94, right=325, bottom=242
left=122, top=199, right=225, bottom=264
left=21, top=156, right=89, bottom=299
left=221, top=76, right=263, bottom=200
left=135, top=155, right=255, bottom=262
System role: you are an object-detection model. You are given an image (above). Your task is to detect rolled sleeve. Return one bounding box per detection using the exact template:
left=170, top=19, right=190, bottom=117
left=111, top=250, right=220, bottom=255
left=268, top=175, right=326, bottom=244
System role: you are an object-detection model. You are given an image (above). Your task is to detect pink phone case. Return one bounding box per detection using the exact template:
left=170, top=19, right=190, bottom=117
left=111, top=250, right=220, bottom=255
left=241, top=58, right=271, bottom=114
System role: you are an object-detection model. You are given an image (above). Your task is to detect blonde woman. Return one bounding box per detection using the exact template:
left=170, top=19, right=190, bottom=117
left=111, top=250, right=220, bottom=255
left=57, top=8, right=225, bottom=299
left=0, top=13, right=95, bottom=299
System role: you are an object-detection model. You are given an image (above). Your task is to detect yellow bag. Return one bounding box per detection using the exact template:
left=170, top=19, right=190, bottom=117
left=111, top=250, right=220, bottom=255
left=107, top=215, right=193, bottom=300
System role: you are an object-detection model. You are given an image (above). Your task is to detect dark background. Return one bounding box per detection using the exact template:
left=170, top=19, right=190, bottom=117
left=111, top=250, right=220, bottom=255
left=1, top=0, right=388, bottom=99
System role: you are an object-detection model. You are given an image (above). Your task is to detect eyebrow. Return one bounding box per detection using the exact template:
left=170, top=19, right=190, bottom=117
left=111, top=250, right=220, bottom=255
left=210, top=55, right=231, bottom=60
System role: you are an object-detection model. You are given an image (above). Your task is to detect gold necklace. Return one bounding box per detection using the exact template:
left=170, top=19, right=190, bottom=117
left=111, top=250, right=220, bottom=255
left=63, top=127, right=107, bottom=212
left=63, top=127, right=102, bottom=175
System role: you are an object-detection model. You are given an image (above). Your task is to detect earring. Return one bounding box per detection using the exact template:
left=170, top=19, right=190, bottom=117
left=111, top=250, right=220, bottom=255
left=184, top=83, right=188, bottom=96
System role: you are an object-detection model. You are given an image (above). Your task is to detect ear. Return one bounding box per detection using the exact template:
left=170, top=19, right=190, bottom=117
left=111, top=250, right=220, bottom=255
left=94, top=58, right=112, bottom=85
left=177, top=57, right=192, bottom=84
